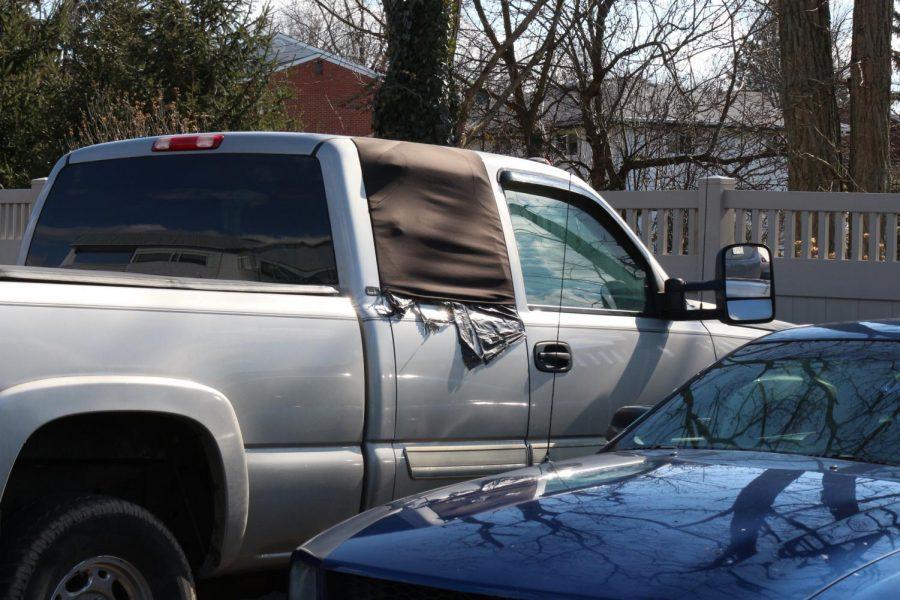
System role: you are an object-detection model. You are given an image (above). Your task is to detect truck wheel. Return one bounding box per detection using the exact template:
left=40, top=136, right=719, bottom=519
left=0, top=495, right=195, bottom=600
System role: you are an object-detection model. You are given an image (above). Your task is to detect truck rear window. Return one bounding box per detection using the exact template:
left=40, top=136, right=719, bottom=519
left=26, top=154, right=338, bottom=286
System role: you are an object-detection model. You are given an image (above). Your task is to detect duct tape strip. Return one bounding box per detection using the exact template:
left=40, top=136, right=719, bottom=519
left=378, top=292, right=525, bottom=368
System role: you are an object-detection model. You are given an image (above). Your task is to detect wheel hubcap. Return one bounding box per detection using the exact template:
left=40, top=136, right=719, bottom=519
left=51, top=556, right=152, bottom=600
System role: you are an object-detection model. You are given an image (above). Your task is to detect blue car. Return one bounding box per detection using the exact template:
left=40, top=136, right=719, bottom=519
left=291, top=321, right=900, bottom=600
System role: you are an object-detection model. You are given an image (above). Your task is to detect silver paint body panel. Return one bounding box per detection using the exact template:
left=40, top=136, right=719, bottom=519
left=0, top=133, right=772, bottom=576
left=522, top=309, right=716, bottom=446
left=0, top=281, right=364, bottom=572
left=234, top=446, right=364, bottom=571
left=388, top=303, right=531, bottom=496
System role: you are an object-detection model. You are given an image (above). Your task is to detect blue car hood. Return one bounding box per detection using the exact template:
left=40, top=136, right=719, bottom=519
left=302, top=450, right=900, bottom=600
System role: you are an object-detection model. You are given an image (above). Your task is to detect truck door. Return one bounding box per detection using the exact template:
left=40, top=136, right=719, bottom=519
left=347, top=139, right=533, bottom=500
left=390, top=310, right=531, bottom=498
left=498, top=173, right=717, bottom=462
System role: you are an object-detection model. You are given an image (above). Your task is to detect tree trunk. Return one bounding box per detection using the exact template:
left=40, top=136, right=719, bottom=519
left=849, top=0, right=892, bottom=192
left=520, top=113, right=544, bottom=157
left=776, top=0, right=844, bottom=191
left=373, top=0, right=459, bottom=144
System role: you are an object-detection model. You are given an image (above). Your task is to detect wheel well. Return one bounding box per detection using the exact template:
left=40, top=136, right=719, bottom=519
left=1, top=412, right=225, bottom=572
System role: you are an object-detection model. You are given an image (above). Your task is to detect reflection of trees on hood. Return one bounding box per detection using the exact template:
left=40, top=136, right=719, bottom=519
left=712, top=468, right=804, bottom=566
left=721, top=468, right=896, bottom=569
left=697, top=466, right=896, bottom=590
left=406, top=461, right=900, bottom=600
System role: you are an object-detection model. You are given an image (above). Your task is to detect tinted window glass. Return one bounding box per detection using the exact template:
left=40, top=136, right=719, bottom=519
left=614, top=340, right=900, bottom=466
left=27, top=154, right=337, bottom=285
left=504, top=188, right=648, bottom=311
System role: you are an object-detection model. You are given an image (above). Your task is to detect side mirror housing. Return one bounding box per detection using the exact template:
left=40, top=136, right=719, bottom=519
left=659, top=243, right=775, bottom=325
left=605, top=405, right=650, bottom=441
left=715, top=243, right=775, bottom=324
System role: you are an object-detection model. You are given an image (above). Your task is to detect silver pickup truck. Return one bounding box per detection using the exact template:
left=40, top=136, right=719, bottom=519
left=0, top=132, right=776, bottom=599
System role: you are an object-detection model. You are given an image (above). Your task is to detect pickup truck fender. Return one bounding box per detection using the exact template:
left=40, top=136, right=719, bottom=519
left=0, top=375, right=248, bottom=571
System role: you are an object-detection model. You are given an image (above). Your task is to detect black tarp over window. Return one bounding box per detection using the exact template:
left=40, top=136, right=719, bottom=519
left=352, top=138, right=515, bottom=305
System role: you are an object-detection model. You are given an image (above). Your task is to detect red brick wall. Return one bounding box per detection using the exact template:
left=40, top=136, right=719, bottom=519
left=274, top=59, right=375, bottom=137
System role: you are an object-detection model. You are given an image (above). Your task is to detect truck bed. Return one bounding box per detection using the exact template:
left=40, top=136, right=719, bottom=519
left=0, top=267, right=366, bottom=571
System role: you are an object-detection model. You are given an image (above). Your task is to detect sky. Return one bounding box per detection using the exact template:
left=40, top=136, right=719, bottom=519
left=259, top=0, right=898, bottom=96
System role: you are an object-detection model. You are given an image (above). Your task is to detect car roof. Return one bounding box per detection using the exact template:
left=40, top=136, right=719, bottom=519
left=754, top=319, right=900, bottom=343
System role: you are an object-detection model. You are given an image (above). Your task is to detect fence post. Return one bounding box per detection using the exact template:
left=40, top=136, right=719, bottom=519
left=30, top=178, right=46, bottom=202
left=25, top=178, right=45, bottom=220
left=698, top=176, right=736, bottom=280
left=26, top=177, right=46, bottom=224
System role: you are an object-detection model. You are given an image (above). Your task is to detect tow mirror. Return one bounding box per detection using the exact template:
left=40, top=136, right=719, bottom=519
left=660, top=243, right=775, bottom=324
left=716, top=243, right=774, bottom=324
left=605, top=405, right=650, bottom=441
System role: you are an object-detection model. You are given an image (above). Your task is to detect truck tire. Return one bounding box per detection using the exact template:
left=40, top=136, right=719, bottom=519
left=0, top=495, right=195, bottom=600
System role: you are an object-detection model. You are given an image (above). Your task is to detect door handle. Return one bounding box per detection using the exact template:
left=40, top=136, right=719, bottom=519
left=534, top=341, right=572, bottom=373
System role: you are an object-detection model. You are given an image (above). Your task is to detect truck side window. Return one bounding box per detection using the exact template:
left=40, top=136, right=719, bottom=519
left=27, top=154, right=337, bottom=286
left=504, top=188, right=649, bottom=313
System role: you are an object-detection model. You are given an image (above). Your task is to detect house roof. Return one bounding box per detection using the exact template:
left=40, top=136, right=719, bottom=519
left=545, top=79, right=784, bottom=130
left=269, top=33, right=378, bottom=79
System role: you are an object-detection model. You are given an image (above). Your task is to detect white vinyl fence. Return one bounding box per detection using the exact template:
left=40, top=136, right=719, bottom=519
left=603, top=177, right=900, bottom=323
left=0, top=179, right=44, bottom=265
left=1, top=176, right=898, bottom=323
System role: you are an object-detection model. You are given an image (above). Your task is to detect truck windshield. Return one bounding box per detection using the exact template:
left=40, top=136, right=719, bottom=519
left=612, top=340, right=900, bottom=466
left=26, top=154, right=337, bottom=285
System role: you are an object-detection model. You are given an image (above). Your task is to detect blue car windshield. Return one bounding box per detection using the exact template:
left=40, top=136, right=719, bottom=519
left=613, top=340, right=900, bottom=466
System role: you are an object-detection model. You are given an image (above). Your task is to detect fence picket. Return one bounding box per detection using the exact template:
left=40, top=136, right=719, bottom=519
left=687, top=209, right=699, bottom=254
left=14, top=204, right=22, bottom=241
left=750, top=210, right=761, bottom=244
left=784, top=211, right=795, bottom=258
left=734, top=209, right=746, bottom=243
left=660, top=209, right=670, bottom=255
left=888, top=213, right=898, bottom=263
left=839, top=212, right=849, bottom=260
left=851, top=213, right=863, bottom=260
left=673, top=209, right=684, bottom=255
left=766, top=210, right=777, bottom=254
left=800, top=211, right=812, bottom=258
left=817, top=211, right=829, bottom=260
left=867, top=213, right=879, bottom=262
left=640, top=209, right=652, bottom=250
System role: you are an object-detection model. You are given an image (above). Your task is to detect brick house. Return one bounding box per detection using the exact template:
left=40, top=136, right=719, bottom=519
left=270, top=33, right=377, bottom=136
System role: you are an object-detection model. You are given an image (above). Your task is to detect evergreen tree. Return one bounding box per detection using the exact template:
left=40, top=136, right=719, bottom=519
left=0, top=1, right=66, bottom=187
left=61, top=0, right=286, bottom=131
left=0, top=0, right=290, bottom=189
